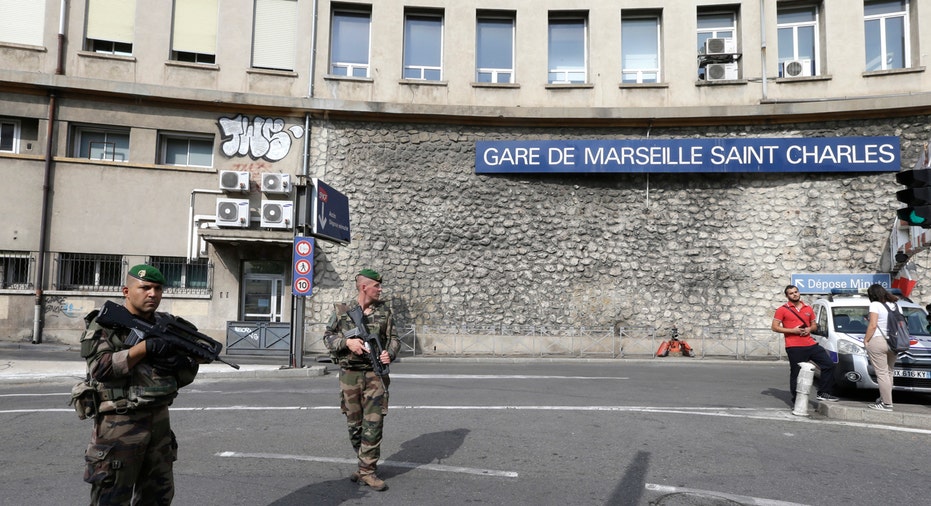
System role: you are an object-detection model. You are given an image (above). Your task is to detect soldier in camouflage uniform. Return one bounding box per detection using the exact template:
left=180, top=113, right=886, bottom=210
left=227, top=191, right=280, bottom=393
left=324, top=268, right=400, bottom=491
left=79, top=265, right=199, bottom=505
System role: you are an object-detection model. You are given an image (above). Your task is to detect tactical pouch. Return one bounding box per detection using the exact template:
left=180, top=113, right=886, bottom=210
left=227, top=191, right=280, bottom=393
left=83, top=444, right=117, bottom=485
left=70, top=381, right=99, bottom=420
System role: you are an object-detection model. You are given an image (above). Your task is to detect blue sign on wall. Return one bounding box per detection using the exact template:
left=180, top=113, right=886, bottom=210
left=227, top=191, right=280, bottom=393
left=790, top=273, right=892, bottom=294
left=311, top=179, right=351, bottom=244
left=475, top=137, right=900, bottom=174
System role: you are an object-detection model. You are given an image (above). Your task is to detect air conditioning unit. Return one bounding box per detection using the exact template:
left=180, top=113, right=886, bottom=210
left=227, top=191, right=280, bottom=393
left=219, top=170, right=250, bottom=192
left=782, top=59, right=812, bottom=78
left=260, top=200, right=293, bottom=229
left=704, top=38, right=737, bottom=55
left=216, top=198, right=250, bottom=227
left=261, top=173, right=291, bottom=194
left=706, top=62, right=739, bottom=81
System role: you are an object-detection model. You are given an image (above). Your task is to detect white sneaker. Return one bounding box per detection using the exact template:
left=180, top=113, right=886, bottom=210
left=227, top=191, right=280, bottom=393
left=868, top=401, right=893, bottom=411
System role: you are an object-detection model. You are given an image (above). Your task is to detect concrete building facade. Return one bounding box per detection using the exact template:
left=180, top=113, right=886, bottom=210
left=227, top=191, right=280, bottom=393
left=0, top=0, right=929, bottom=354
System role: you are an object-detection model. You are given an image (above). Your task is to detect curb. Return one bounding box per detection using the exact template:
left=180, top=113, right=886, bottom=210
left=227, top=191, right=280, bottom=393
left=816, top=401, right=931, bottom=431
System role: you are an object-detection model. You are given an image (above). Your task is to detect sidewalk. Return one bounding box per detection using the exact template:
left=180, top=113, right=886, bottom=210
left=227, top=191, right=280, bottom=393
left=0, top=342, right=327, bottom=384
left=2, top=342, right=930, bottom=430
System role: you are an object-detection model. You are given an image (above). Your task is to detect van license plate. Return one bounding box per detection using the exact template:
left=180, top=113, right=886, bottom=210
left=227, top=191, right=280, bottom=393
left=894, top=369, right=931, bottom=379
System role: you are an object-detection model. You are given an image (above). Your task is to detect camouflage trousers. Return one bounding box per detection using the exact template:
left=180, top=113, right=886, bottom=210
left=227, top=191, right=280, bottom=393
left=83, top=405, right=177, bottom=505
left=339, top=369, right=390, bottom=473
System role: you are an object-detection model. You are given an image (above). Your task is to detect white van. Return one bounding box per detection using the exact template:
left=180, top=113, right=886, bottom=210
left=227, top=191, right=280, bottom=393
left=810, top=289, right=931, bottom=393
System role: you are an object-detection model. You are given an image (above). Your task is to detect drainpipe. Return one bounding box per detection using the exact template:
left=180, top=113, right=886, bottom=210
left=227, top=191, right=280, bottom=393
left=33, top=4, right=67, bottom=344
left=760, top=0, right=768, bottom=101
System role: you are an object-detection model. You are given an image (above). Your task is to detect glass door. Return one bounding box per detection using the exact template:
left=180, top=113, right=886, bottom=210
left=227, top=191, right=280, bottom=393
left=242, top=273, right=285, bottom=322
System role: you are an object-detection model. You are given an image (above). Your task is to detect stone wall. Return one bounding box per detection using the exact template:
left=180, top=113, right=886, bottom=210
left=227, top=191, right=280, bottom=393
left=303, top=117, right=931, bottom=343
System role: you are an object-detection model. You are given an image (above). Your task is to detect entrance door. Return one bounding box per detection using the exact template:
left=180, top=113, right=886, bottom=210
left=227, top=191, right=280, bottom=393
left=242, top=273, right=285, bottom=322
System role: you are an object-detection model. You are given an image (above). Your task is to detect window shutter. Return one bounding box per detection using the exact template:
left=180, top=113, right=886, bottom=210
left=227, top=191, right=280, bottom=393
left=173, top=0, right=218, bottom=55
left=86, top=0, right=136, bottom=44
left=0, top=0, right=46, bottom=46
left=253, top=0, right=298, bottom=70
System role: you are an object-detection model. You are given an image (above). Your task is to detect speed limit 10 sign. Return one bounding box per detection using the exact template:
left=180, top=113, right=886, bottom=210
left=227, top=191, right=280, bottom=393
left=292, top=237, right=314, bottom=296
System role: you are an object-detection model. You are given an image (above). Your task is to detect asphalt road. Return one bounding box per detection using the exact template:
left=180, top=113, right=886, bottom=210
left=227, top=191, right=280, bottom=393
left=1, top=360, right=929, bottom=505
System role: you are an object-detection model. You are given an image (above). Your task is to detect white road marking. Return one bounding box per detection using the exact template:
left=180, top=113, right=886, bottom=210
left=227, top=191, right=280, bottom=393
left=216, top=451, right=519, bottom=478
left=392, top=374, right=629, bottom=380
left=645, top=483, right=810, bottom=506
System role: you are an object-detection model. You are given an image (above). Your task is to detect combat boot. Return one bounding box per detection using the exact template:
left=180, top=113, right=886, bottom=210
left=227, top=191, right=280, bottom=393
left=357, top=472, right=388, bottom=491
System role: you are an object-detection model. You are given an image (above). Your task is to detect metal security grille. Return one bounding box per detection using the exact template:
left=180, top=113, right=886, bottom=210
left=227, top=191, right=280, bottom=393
left=0, top=251, right=33, bottom=289
left=56, top=253, right=122, bottom=291
left=149, top=256, right=212, bottom=295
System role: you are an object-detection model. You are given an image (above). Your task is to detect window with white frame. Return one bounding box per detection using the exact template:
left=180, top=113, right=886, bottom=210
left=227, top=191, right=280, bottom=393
left=0, top=251, right=32, bottom=290
left=252, top=0, right=297, bottom=71
left=160, top=133, right=214, bottom=167
left=621, top=12, right=661, bottom=84
left=73, top=127, right=130, bottom=162
left=777, top=4, right=819, bottom=77
left=330, top=6, right=371, bottom=78
left=0, top=0, right=46, bottom=46
left=171, top=0, right=218, bottom=64
left=0, top=119, right=20, bottom=153
left=548, top=13, right=587, bottom=84
left=403, top=10, right=443, bottom=81
left=57, top=253, right=122, bottom=291
left=697, top=10, right=738, bottom=80
left=475, top=12, right=515, bottom=84
left=84, top=0, right=136, bottom=56
left=864, top=0, right=909, bottom=71
left=150, top=256, right=211, bottom=294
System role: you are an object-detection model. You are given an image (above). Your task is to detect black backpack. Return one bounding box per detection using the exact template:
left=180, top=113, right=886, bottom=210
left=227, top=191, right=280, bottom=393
left=884, top=303, right=913, bottom=353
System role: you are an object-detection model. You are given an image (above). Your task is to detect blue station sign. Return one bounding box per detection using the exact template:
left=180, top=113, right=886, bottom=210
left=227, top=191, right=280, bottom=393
left=311, top=179, right=351, bottom=245
left=475, top=136, right=900, bottom=174
left=790, top=273, right=892, bottom=294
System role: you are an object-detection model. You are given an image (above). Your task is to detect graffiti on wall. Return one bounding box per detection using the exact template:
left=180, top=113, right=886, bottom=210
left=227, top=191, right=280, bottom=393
left=43, top=296, right=95, bottom=319
left=217, top=114, right=305, bottom=162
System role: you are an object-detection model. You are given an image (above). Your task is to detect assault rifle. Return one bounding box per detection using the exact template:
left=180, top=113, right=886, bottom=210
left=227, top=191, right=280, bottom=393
left=346, top=306, right=389, bottom=377
left=95, top=300, right=240, bottom=370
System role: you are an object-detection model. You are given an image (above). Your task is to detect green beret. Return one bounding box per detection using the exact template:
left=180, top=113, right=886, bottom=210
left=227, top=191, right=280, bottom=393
left=358, top=268, right=382, bottom=282
left=128, top=264, right=166, bottom=285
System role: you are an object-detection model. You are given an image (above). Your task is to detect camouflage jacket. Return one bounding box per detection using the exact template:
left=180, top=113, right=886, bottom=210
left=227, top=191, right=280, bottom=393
left=323, top=300, right=400, bottom=371
left=79, top=309, right=199, bottom=413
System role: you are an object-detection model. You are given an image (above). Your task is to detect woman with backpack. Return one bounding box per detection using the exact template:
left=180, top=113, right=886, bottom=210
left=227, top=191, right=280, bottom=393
left=864, top=284, right=899, bottom=411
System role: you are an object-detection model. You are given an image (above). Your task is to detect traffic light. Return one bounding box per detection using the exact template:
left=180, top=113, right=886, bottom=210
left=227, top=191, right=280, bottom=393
left=896, top=168, right=931, bottom=227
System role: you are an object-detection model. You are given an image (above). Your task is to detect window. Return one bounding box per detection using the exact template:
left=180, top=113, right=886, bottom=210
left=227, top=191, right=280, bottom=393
left=0, top=119, right=20, bottom=153
left=150, top=256, right=211, bottom=294
left=697, top=11, right=736, bottom=52
left=330, top=6, right=371, bottom=77
left=252, top=0, right=298, bottom=71
left=621, top=13, right=661, bottom=84
left=475, top=12, right=515, bottom=83
left=73, top=127, right=130, bottom=162
left=160, top=134, right=213, bottom=167
left=171, top=0, right=218, bottom=64
left=548, top=13, right=587, bottom=84
left=0, top=0, right=45, bottom=46
left=57, top=253, right=122, bottom=291
left=777, top=4, right=818, bottom=77
left=85, top=0, right=136, bottom=56
left=864, top=0, right=909, bottom=71
left=0, top=251, right=32, bottom=290
left=403, top=11, right=443, bottom=81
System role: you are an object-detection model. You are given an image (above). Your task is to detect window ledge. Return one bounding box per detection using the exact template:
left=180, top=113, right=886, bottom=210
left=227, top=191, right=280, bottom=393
left=471, top=82, right=520, bottom=89
left=618, top=82, right=669, bottom=89
left=695, top=79, right=748, bottom=86
left=0, top=41, right=47, bottom=52
left=545, top=83, right=594, bottom=90
left=862, top=66, right=925, bottom=78
left=324, top=74, right=374, bottom=83
left=248, top=68, right=298, bottom=78
left=77, top=51, right=136, bottom=63
left=399, top=79, right=447, bottom=87
left=775, top=74, right=831, bottom=83
left=166, top=60, right=220, bottom=72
